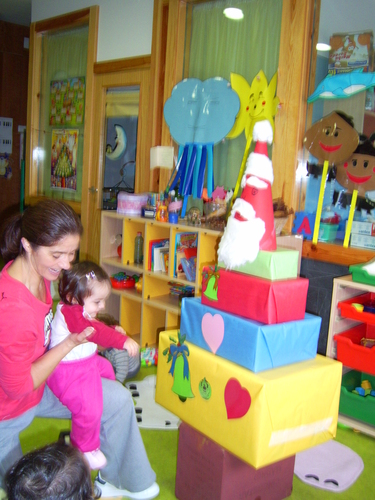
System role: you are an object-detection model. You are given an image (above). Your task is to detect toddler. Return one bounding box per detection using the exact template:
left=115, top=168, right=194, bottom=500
left=47, top=261, right=139, bottom=470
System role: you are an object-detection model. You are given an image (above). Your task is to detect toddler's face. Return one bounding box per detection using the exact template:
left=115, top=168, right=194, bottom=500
left=84, top=281, right=111, bottom=318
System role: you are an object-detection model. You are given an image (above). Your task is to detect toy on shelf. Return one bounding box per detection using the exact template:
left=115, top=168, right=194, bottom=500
left=110, top=272, right=136, bottom=290
left=352, top=379, right=375, bottom=397
left=141, top=347, right=158, bottom=367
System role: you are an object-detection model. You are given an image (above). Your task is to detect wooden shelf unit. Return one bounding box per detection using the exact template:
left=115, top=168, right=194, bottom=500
left=327, top=275, right=375, bottom=437
left=99, top=211, right=222, bottom=347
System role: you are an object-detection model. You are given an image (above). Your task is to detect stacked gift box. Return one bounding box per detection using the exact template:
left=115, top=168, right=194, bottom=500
left=155, top=244, right=342, bottom=500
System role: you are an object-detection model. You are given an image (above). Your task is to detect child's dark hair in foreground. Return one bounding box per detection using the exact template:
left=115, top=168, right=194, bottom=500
left=5, top=442, right=99, bottom=500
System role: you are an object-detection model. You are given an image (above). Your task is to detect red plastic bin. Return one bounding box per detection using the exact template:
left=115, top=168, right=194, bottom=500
left=334, top=323, right=375, bottom=376
left=338, top=292, right=375, bottom=325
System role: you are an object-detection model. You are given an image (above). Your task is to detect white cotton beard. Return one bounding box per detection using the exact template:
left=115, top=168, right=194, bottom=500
left=218, top=198, right=265, bottom=268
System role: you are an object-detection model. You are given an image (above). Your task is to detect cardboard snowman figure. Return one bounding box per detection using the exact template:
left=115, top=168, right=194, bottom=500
left=218, top=120, right=276, bottom=268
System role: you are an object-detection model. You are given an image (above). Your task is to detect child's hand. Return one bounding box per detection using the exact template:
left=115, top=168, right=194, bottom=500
left=123, top=337, right=140, bottom=357
left=115, top=325, right=127, bottom=335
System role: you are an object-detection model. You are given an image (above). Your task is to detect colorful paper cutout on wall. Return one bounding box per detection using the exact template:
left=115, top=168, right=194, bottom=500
left=0, top=153, right=12, bottom=179
left=227, top=70, right=279, bottom=208
left=308, top=70, right=375, bottom=103
left=201, top=313, right=224, bottom=354
left=303, top=111, right=359, bottom=244
left=163, top=331, right=194, bottom=402
left=224, top=378, right=251, bottom=419
left=163, top=77, right=240, bottom=214
left=303, top=111, right=359, bottom=165
left=105, top=124, right=127, bottom=161
left=51, top=129, right=78, bottom=191
left=335, top=136, right=375, bottom=197
left=49, top=77, right=85, bottom=126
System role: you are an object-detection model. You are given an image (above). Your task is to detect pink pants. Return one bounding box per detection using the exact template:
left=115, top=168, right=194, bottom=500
left=47, top=353, right=115, bottom=452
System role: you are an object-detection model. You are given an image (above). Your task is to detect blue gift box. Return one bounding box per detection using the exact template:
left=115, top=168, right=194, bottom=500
left=180, top=297, right=321, bottom=372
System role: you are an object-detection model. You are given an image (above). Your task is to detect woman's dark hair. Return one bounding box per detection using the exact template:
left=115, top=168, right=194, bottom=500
left=59, top=260, right=111, bottom=306
left=5, top=442, right=99, bottom=500
left=0, top=199, right=83, bottom=264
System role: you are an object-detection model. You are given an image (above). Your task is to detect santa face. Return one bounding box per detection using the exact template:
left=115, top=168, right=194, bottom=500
left=218, top=198, right=265, bottom=268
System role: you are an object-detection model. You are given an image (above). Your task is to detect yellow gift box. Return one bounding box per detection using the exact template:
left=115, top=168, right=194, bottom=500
left=156, top=331, right=342, bottom=469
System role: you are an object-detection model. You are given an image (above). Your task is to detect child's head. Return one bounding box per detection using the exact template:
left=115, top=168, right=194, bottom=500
left=59, top=261, right=111, bottom=318
left=6, top=442, right=99, bottom=500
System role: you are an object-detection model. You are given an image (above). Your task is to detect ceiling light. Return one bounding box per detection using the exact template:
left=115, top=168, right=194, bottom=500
left=316, top=43, right=331, bottom=52
left=223, top=8, right=244, bottom=20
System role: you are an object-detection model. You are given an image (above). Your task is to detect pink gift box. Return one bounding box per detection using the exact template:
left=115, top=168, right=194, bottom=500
left=201, top=266, right=309, bottom=324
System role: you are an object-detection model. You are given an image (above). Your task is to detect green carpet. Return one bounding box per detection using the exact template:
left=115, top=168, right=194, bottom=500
left=17, top=366, right=374, bottom=499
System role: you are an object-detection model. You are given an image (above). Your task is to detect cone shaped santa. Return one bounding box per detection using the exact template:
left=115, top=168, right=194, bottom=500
left=218, top=120, right=276, bottom=268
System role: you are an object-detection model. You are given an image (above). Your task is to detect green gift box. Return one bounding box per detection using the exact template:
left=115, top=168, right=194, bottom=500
left=218, top=248, right=299, bottom=281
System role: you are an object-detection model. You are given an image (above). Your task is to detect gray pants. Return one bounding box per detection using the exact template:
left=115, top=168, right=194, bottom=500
left=0, top=379, right=156, bottom=491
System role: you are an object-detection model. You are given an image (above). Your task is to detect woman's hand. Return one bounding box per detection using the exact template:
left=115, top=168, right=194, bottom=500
left=31, top=327, right=94, bottom=389
left=65, top=327, right=94, bottom=349
left=123, top=337, right=140, bottom=357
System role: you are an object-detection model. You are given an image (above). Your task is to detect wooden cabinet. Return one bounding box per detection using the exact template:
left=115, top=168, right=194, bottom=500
left=327, top=275, right=375, bottom=437
left=99, top=211, right=222, bottom=347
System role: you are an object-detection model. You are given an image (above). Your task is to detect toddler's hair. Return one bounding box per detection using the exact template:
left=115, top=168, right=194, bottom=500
left=59, top=260, right=111, bottom=306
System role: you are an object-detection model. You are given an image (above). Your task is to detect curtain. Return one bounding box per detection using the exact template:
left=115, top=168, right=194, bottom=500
left=106, top=91, right=139, bottom=118
left=39, top=26, right=89, bottom=202
left=187, top=0, right=283, bottom=190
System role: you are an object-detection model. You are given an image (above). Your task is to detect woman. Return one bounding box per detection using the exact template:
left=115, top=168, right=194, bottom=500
left=0, top=200, right=159, bottom=499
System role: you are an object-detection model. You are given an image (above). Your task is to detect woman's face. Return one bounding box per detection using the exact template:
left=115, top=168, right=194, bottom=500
left=27, top=234, right=80, bottom=281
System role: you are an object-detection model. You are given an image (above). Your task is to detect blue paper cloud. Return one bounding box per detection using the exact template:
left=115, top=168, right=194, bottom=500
left=164, top=77, right=240, bottom=145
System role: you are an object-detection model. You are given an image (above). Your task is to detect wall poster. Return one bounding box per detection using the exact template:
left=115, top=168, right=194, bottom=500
left=49, top=77, right=85, bottom=126
left=51, top=129, right=78, bottom=190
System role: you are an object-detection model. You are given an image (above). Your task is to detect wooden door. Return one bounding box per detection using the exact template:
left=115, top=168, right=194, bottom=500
left=80, top=58, right=152, bottom=263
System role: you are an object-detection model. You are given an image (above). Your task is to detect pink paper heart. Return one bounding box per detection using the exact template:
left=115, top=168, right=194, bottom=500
left=224, top=378, right=251, bottom=419
left=201, top=313, right=224, bottom=354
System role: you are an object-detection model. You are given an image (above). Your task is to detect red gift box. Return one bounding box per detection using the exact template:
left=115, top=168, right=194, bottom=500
left=201, top=267, right=309, bottom=324
left=175, top=422, right=295, bottom=500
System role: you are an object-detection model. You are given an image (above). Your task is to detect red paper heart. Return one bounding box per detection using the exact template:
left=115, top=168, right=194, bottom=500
left=224, top=378, right=251, bottom=419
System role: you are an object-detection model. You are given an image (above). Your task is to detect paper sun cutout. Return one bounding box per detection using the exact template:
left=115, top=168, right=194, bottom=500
left=201, top=313, right=224, bottom=354
left=308, top=70, right=375, bottom=103
left=227, top=70, right=279, bottom=208
left=224, top=378, right=251, bottom=419
left=163, top=77, right=240, bottom=216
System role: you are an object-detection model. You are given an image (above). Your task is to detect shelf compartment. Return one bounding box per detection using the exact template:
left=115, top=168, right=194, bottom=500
left=338, top=292, right=375, bottom=325
left=120, top=296, right=141, bottom=337
left=142, top=303, right=167, bottom=347
left=334, top=323, right=375, bottom=376
left=144, top=222, right=170, bottom=273
left=100, top=212, right=124, bottom=261
left=122, top=218, right=146, bottom=266
left=340, top=370, right=375, bottom=427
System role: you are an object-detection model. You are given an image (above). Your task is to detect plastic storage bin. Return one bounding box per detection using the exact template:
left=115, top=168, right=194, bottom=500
left=339, top=370, right=375, bottom=426
left=117, top=192, right=148, bottom=216
left=338, top=292, right=375, bottom=325
left=334, top=323, right=375, bottom=376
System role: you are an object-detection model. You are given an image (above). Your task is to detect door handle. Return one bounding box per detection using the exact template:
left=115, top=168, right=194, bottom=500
left=89, top=186, right=98, bottom=193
